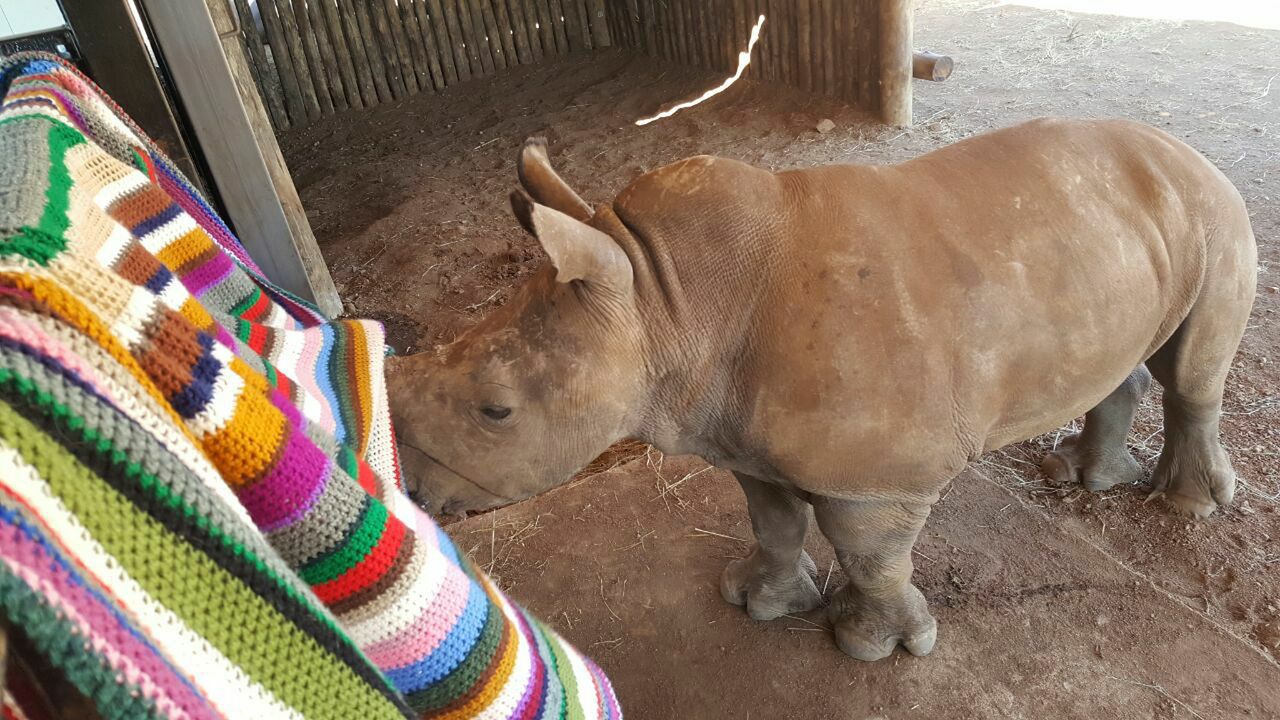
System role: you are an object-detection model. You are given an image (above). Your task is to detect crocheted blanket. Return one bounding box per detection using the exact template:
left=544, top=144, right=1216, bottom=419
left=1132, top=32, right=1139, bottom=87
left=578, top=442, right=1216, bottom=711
left=0, top=53, right=620, bottom=720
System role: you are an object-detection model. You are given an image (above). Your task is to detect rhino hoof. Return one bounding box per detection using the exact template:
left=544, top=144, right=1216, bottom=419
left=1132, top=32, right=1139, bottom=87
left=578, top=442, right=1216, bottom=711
left=1041, top=434, right=1144, bottom=492
left=828, top=581, right=937, bottom=661
left=720, top=547, right=824, bottom=621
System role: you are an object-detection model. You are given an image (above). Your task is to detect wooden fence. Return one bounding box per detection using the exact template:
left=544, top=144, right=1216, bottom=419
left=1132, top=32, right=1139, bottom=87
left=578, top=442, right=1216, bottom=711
left=603, top=0, right=884, bottom=113
left=230, top=0, right=613, bottom=130
left=231, top=0, right=913, bottom=131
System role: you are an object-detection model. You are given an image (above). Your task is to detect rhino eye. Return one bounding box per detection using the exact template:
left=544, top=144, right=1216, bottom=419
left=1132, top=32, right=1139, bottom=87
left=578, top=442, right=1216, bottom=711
left=480, top=405, right=512, bottom=422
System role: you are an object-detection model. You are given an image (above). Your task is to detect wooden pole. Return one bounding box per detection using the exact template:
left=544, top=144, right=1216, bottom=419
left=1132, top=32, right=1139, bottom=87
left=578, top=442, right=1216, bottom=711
left=257, top=0, right=308, bottom=123
left=336, top=0, right=381, bottom=105
left=440, top=0, right=475, bottom=78
left=589, top=0, right=611, bottom=47
left=352, top=0, right=395, bottom=101
left=478, top=0, right=507, bottom=70
left=143, top=0, right=343, bottom=314
left=878, top=0, right=912, bottom=126
left=276, top=0, right=324, bottom=117
left=319, top=0, right=366, bottom=108
left=398, top=0, right=436, bottom=90
left=412, top=0, right=449, bottom=89
left=521, top=0, right=545, bottom=59
left=912, top=50, right=953, bottom=81
left=493, top=0, right=520, bottom=65
left=303, top=0, right=347, bottom=110
left=230, top=0, right=291, bottom=127
left=506, top=0, right=534, bottom=63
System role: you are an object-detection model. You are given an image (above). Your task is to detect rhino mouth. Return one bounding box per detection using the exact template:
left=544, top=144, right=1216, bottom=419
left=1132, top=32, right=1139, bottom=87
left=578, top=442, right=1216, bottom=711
left=398, top=441, right=511, bottom=513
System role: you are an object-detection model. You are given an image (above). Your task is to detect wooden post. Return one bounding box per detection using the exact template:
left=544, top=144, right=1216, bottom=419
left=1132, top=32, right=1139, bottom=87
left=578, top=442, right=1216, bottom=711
left=302, top=0, right=346, bottom=111
left=256, top=0, right=309, bottom=123
left=229, top=0, right=291, bottom=127
left=589, top=0, right=611, bottom=47
left=141, top=0, right=343, bottom=315
left=318, top=0, right=366, bottom=109
left=336, top=0, right=381, bottom=106
left=353, top=0, right=395, bottom=102
left=410, top=0, right=448, bottom=89
left=59, top=0, right=208, bottom=182
left=426, top=0, right=462, bottom=81
left=878, top=0, right=912, bottom=127
left=493, top=0, right=520, bottom=66
left=276, top=0, right=324, bottom=118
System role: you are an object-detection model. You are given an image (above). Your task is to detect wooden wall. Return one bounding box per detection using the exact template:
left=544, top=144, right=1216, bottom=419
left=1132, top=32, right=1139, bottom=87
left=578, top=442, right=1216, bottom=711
left=231, top=0, right=612, bottom=130
left=603, top=0, right=882, bottom=113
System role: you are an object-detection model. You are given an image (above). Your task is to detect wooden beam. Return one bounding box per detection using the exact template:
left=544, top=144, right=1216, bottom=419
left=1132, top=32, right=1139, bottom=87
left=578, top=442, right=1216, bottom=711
left=878, top=0, right=913, bottom=127
left=59, top=0, right=205, bottom=188
left=137, top=0, right=343, bottom=316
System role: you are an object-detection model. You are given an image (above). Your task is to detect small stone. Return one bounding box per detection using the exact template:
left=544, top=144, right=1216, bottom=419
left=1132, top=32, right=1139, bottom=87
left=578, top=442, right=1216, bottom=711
left=816, top=118, right=836, bottom=134
left=1095, top=615, right=1109, bottom=627
left=1158, top=111, right=1172, bottom=117
left=1266, top=286, right=1279, bottom=293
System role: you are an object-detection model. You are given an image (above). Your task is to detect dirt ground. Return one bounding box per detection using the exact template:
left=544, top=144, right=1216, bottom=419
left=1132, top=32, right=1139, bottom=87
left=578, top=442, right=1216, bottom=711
left=280, top=1, right=1280, bottom=717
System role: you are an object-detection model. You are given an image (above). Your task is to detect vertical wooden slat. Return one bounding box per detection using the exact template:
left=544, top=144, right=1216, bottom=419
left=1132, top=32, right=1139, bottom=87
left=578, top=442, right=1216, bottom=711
left=466, top=0, right=497, bottom=74
left=695, top=0, right=711, bottom=67
left=479, top=0, right=508, bottom=69
left=370, top=0, right=412, bottom=95
left=731, top=0, right=746, bottom=75
left=588, top=0, right=610, bottom=46
left=658, top=0, right=674, bottom=60
left=608, top=0, right=625, bottom=48
left=407, top=1, right=442, bottom=89
left=670, top=0, right=687, bottom=63
left=453, top=0, right=483, bottom=75
left=319, top=0, right=366, bottom=109
left=534, top=0, right=557, bottom=56
left=859, top=0, right=877, bottom=110
left=576, top=0, right=595, bottom=49
left=303, top=0, right=348, bottom=110
left=493, top=0, right=520, bottom=64
left=426, top=0, right=461, bottom=82
left=795, top=0, right=812, bottom=91
left=476, top=0, right=503, bottom=71
left=761, top=0, right=776, bottom=81
left=547, top=0, right=570, bottom=54
left=505, top=0, right=535, bottom=62
left=562, top=0, right=584, bottom=51
left=257, top=0, right=310, bottom=123
left=410, top=0, right=447, bottom=89
left=441, top=0, right=476, bottom=79
left=277, top=0, right=325, bottom=117
left=399, top=0, right=436, bottom=90
left=336, top=0, right=381, bottom=105
left=521, top=0, right=545, bottom=59
left=231, top=0, right=290, bottom=128
left=834, top=0, right=849, bottom=100
left=352, top=0, right=396, bottom=101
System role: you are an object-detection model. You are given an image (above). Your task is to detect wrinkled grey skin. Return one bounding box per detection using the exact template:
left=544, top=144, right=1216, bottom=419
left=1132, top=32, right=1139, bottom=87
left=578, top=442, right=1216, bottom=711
left=387, top=118, right=1256, bottom=661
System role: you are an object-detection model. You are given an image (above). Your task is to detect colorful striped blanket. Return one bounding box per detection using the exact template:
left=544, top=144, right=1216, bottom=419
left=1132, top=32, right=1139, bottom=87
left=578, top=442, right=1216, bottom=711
left=0, top=52, right=620, bottom=720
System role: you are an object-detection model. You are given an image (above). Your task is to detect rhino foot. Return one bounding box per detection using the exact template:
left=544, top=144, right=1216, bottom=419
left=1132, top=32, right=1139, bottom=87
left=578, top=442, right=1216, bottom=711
left=828, top=580, right=937, bottom=662
left=1149, top=427, right=1236, bottom=519
left=720, top=547, right=824, bottom=621
left=1041, top=433, right=1144, bottom=492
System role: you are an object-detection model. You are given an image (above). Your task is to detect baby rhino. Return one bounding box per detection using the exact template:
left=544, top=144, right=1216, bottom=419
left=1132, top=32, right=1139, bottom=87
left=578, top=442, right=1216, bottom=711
left=387, top=118, right=1256, bottom=662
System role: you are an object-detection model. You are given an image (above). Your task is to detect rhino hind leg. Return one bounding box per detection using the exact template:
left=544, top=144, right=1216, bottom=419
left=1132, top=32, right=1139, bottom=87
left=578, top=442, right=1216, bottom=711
left=1143, top=250, right=1253, bottom=518
left=1041, top=365, right=1152, bottom=491
left=720, top=473, right=824, bottom=621
left=812, top=497, right=937, bottom=662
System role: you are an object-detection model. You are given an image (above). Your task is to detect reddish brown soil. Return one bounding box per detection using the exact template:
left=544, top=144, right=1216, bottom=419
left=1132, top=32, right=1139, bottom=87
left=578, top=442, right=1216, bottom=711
left=281, top=0, right=1280, bottom=716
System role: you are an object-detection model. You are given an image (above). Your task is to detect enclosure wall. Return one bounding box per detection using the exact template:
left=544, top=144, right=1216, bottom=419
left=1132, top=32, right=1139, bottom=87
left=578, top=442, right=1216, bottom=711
left=603, top=0, right=882, bottom=113
left=231, top=0, right=612, bottom=130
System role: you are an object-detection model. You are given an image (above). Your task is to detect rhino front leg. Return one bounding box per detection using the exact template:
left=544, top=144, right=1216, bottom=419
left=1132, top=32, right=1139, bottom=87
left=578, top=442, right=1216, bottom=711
left=812, top=497, right=937, bottom=661
left=721, top=473, right=824, bottom=620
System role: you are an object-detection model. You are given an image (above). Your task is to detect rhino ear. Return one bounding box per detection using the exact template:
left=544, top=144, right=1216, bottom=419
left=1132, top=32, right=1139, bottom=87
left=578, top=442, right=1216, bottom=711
left=517, top=138, right=594, bottom=223
left=510, top=189, right=632, bottom=294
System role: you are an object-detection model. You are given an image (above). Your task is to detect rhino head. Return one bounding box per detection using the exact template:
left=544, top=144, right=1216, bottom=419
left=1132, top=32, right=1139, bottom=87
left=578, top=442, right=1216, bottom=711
left=386, top=140, right=659, bottom=517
